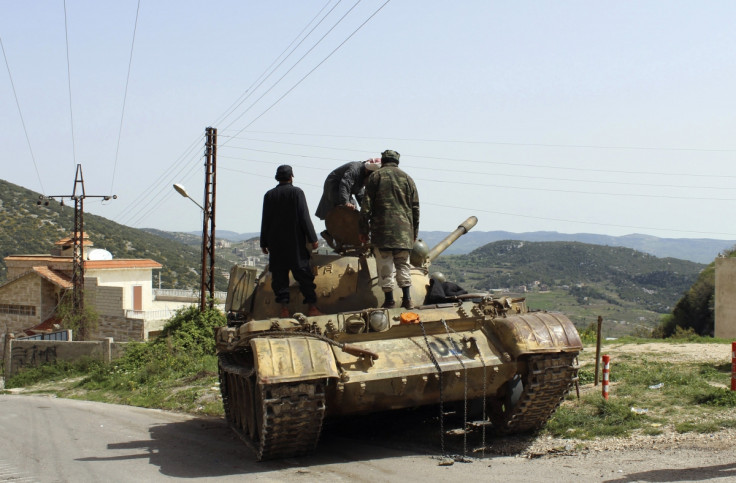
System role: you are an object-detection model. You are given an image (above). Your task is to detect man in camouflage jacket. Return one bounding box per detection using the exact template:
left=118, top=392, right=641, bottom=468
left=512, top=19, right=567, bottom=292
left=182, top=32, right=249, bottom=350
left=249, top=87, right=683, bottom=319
left=359, top=150, right=420, bottom=308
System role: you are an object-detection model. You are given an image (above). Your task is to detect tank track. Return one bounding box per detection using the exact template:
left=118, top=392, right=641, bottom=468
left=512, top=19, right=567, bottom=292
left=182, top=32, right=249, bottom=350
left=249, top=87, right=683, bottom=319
left=494, top=352, right=579, bottom=433
left=218, top=352, right=327, bottom=461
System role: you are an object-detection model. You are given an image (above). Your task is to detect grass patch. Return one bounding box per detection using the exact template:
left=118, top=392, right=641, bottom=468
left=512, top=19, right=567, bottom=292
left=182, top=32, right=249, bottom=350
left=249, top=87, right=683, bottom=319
left=7, top=306, right=225, bottom=415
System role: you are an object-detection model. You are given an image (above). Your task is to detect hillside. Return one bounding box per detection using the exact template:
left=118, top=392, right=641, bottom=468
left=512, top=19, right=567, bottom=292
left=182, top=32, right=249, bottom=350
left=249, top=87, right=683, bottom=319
left=431, top=240, right=705, bottom=334
left=0, top=179, right=229, bottom=290
left=419, top=230, right=735, bottom=263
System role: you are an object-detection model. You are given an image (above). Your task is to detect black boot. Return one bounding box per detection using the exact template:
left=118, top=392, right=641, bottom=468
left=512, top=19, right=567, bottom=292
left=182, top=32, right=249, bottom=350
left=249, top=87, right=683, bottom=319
left=381, top=290, right=395, bottom=308
left=401, top=286, right=413, bottom=309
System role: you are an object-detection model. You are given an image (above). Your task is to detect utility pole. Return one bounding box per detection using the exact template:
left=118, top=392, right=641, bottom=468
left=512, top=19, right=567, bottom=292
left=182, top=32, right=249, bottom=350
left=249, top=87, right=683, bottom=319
left=200, top=127, right=217, bottom=310
left=39, top=164, right=116, bottom=339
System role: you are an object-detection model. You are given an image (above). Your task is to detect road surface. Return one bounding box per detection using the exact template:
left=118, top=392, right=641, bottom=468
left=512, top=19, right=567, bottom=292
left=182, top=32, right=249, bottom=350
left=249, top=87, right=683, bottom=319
left=0, top=394, right=735, bottom=482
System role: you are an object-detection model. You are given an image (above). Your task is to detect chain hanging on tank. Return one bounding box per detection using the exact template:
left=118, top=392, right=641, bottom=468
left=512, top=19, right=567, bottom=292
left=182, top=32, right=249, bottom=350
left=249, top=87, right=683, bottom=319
left=441, top=318, right=471, bottom=462
left=418, top=320, right=446, bottom=460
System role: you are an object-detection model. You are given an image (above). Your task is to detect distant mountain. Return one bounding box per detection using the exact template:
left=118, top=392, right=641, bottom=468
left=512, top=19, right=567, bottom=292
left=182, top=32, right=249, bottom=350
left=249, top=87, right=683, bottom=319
left=419, top=230, right=734, bottom=264
left=431, top=240, right=706, bottom=334
left=0, top=179, right=229, bottom=289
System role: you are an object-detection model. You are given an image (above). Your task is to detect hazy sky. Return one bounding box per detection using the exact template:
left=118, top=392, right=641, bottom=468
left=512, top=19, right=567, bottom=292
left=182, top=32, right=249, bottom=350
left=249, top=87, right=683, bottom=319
left=3, top=1, right=736, bottom=240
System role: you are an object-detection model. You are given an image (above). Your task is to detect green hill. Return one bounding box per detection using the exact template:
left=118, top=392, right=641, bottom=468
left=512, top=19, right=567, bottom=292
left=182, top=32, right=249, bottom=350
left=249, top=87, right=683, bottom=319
left=0, top=179, right=229, bottom=290
left=431, top=240, right=705, bottom=335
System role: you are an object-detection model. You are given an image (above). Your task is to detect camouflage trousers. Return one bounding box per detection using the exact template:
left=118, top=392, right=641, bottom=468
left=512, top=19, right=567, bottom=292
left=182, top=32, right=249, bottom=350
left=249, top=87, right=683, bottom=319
left=374, top=248, right=411, bottom=292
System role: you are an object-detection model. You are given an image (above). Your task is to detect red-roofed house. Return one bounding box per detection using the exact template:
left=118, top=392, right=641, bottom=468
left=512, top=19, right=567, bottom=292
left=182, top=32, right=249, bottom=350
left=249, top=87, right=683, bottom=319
left=0, top=235, right=165, bottom=341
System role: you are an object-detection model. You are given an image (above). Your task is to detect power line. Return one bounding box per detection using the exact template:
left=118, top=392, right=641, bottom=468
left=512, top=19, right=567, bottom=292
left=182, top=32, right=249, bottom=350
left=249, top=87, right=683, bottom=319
left=128, top=1, right=391, bottom=227
left=110, top=0, right=142, bottom=194
left=63, top=0, right=77, bottom=170
left=219, top=136, right=736, bottom=179
left=213, top=0, right=340, bottom=128
left=1, top=35, right=45, bottom=194
left=232, top=0, right=392, bottom=136
left=225, top=129, right=736, bottom=154
left=221, top=0, right=365, bottom=133
left=422, top=201, right=736, bottom=238
left=217, top=151, right=736, bottom=192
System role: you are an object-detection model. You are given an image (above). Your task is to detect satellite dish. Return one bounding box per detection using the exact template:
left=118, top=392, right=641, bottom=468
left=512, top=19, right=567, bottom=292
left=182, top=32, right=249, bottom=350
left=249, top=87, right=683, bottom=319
left=87, top=249, right=113, bottom=261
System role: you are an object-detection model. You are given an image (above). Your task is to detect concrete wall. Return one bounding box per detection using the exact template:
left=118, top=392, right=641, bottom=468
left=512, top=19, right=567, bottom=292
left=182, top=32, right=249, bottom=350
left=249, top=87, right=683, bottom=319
left=86, top=268, right=154, bottom=311
left=0, top=274, right=41, bottom=333
left=715, top=258, right=736, bottom=339
left=3, top=336, right=127, bottom=378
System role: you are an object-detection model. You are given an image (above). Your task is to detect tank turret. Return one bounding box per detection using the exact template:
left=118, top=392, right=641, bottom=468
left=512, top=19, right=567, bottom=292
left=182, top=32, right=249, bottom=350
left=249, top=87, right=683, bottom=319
left=227, top=216, right=479, bottom=321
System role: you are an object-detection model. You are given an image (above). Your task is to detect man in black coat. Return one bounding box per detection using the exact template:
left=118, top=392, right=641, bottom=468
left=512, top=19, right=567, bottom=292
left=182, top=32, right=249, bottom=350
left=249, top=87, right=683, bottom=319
left=260, top=165, right=321, bottom=317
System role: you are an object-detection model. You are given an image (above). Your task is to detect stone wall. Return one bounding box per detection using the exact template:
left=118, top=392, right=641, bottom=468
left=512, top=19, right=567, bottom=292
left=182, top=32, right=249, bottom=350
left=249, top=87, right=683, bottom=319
left=0, top=274, right=41, bottom=333
left=715, top=258, right=736, bottom=339
left=91, top=315, right=145, bottom=342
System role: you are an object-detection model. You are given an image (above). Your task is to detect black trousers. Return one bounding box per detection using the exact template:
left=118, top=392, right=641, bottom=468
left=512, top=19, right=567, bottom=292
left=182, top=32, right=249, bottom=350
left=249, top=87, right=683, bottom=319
left=270, top=257, right=317, bottom=305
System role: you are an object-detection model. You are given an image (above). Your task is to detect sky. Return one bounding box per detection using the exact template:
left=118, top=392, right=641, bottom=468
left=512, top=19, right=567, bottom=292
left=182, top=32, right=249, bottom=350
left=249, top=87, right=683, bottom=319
left=2, top=1, right=736, bottom=240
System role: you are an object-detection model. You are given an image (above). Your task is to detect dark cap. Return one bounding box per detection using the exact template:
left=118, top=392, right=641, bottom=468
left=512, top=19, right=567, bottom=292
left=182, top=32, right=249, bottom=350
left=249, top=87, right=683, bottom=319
left=275, top=165, right=293, bottom=181
left=381, top=150, right=400, bottom=164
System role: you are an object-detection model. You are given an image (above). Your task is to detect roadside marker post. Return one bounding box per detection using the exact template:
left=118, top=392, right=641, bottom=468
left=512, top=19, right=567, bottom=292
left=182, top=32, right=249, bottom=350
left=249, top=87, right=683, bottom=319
left=602, top=354, right=610, bottom=400
left=731, top=342, right=735, bottom=391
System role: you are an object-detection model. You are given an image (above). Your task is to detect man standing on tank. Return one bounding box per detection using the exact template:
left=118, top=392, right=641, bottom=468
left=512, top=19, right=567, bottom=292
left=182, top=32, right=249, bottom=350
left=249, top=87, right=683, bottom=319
left=359, top=150, right=420, bottom=309
left=260, top=165, right=321, bottom=317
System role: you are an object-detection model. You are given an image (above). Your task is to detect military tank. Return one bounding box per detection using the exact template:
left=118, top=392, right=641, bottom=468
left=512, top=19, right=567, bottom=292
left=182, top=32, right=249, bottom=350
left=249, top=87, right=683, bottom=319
left=216, top=214, right=582, bottom=460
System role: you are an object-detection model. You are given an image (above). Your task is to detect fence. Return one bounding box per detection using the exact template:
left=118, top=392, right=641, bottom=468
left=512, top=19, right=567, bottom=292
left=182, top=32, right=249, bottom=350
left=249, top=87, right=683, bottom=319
left=153, top=289, right=227, bottom=302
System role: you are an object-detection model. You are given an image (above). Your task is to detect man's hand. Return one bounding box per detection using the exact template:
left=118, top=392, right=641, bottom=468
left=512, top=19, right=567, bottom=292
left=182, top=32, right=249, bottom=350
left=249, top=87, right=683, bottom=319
left=359, top=233, right=368, bottom=244
left=312, top=241, right=319, bottom=250
left=261, top=247, right=269, bottom=255
left=344, top=202, right=356, bottom=210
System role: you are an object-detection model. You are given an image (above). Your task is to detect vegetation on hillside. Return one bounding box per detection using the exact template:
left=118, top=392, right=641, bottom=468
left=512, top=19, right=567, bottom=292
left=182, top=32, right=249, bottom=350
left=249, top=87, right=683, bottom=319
left=659, top=246, right=736, bottom=337
left=0, top=179, right=229, bottom=289
left=431, top=240, right=704, bottom=334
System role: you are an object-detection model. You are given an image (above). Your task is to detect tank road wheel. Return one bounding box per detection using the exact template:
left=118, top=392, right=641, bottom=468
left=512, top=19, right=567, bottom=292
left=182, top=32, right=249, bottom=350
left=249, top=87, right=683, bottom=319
left=218, top=352, right=328, bottom=461
left=490, top=353, right=579, bottom=434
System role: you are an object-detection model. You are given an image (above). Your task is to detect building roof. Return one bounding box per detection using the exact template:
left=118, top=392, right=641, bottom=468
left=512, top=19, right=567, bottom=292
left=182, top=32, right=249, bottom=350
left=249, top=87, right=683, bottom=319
left=4, top=255, right=161, bottom=270
left=86, top=259, right=162, bottom=270
left=55, top=232, right=92, bottom=246
left=32, top=266, right=73, bottom=289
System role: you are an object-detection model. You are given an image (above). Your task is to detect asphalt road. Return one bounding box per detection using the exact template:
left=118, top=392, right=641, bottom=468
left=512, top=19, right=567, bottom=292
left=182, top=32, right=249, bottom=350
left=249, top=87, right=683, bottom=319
left=1, top=394, right=735, bottom=482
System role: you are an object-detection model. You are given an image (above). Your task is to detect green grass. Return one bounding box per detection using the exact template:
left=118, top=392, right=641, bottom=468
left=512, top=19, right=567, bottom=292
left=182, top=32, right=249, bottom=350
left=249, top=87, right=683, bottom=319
left=543, top=340, right=736, bottom=439
left=6, top=306, right=225, bottom=415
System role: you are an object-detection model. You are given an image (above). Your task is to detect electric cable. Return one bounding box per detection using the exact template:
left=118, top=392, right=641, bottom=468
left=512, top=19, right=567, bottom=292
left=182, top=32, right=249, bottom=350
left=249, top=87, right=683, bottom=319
left=220, top=0, right=364, bottom=133
left=110, top=0, right=142, bottom=194
left=422, top=201, right=736, bottom=238
left=227, top=129, right=736, bottom=153
left=225, top=0, right=391, bottom=139
left=213, top=0, right=340, bottom=128
left=63, top=0, right=77, bottom=170
left=1, top=35, right=45, bottom=194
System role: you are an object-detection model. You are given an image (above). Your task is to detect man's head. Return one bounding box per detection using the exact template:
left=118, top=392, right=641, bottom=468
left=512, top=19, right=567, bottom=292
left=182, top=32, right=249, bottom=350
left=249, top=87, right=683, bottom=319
left=381, top=150, right=400, bottom=165
left=275, top=165, right=293, bottom=182
left=364, top=158, right=381, bottom=173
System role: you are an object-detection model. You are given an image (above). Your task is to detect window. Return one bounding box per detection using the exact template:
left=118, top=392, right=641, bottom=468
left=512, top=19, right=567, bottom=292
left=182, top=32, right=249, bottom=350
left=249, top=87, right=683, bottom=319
left=0, top=304, right=36, bottom=316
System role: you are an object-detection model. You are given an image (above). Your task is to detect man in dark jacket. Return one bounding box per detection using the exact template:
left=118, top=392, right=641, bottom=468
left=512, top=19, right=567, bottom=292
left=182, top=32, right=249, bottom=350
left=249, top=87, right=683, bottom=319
left=260, top=165, right=321, bottom=317
left=315, top=159, right=381, bottom=220
left=359, top=150, right=420, bottom=309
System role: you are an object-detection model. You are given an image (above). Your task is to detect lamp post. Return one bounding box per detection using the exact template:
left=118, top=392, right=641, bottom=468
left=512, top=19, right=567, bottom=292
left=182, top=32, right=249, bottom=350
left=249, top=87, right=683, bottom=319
left=173, top=181, right=214, bottom=311
left=173, top=127, right=217, bottom=311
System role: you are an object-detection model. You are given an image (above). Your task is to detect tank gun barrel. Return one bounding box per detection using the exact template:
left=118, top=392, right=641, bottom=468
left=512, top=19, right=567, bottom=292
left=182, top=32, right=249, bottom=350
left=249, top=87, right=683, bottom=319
left=427, top=216, right=477, bottom=262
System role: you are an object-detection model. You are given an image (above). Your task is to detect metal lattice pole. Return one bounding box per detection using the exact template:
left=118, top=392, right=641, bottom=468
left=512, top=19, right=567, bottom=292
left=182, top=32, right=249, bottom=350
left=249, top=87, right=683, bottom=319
left=39, top=164, right=116, bottom=339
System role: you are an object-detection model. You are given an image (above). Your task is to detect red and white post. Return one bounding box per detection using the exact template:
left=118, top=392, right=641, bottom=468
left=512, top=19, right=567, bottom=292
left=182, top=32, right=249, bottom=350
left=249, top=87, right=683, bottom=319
left=731, top=342, right=736, bottom=391
left=602, top=354, right=610, bottom=400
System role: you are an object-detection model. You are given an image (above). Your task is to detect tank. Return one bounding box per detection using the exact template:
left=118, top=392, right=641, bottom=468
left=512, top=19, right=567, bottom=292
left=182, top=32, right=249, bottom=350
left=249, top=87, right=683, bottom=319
left=216, top=215, right=582, bottom=460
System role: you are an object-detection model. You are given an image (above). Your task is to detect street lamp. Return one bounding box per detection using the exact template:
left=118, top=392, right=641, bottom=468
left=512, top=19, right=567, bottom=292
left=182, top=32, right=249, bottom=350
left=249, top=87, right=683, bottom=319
left=173, top=181, right=215, bottom=311
left=173, top=183, right=205, bottom=211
